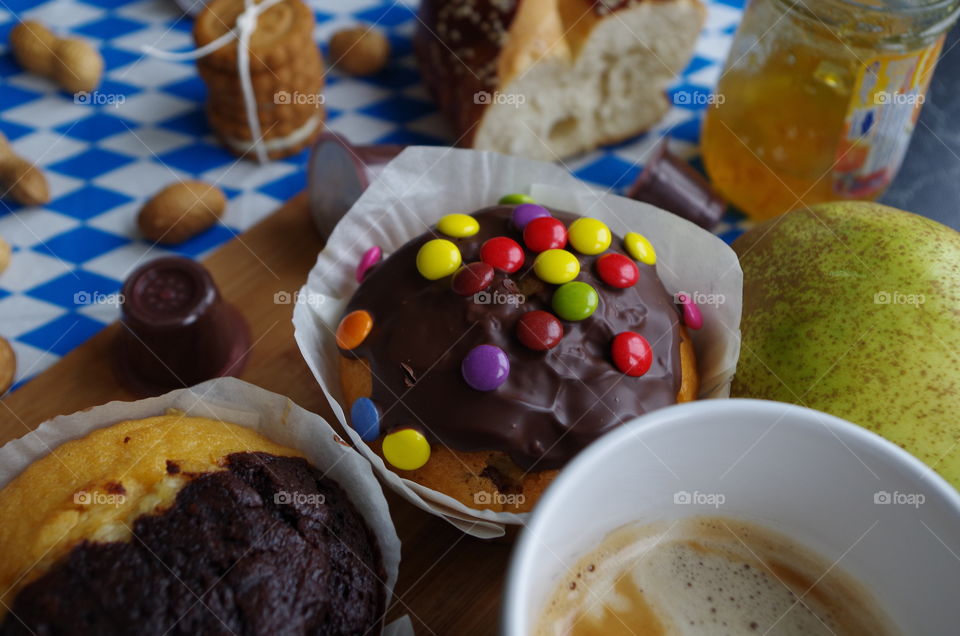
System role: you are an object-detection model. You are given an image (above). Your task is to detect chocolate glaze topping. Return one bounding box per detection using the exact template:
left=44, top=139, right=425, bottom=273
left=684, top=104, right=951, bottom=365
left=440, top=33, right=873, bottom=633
left=0, top=453, right=385, bottom=636
left=344, top=206, right=682, bottom=471
left=415, top=0, right=519, bottom=143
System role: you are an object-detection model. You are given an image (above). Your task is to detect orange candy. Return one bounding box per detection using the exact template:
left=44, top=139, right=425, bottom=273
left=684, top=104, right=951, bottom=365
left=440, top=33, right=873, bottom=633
left=336, top=310, right=373, bottom=349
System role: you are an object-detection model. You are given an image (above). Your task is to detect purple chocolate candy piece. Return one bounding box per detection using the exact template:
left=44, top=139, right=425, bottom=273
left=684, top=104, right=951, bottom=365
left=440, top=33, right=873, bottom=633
left=511, top=203, right=551, bottom=230
left=461, top=344, right=510, bottom=391
left=114, top=257, right=251, bottom=397
left=627, top=141, right=726, bottom=231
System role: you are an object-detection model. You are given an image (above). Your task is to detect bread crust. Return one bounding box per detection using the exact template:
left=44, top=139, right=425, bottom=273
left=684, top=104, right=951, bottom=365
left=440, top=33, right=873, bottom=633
left=415, top=0, right=706, bottom=159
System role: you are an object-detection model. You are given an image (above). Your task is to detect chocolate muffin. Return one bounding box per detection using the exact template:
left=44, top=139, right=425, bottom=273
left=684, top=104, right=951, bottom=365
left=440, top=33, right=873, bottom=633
left=0, top=415, right=385, bottom=635
left=337, top=200, right=699, bottom=513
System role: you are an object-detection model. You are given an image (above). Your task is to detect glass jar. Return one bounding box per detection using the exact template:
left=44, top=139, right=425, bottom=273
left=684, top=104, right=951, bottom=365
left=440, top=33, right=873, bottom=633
left=701, top=0, right=960, bottom=220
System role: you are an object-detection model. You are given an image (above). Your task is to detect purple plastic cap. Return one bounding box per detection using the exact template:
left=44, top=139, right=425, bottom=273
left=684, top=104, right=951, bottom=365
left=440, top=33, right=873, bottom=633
left=307, top=133, right=405, bottom=239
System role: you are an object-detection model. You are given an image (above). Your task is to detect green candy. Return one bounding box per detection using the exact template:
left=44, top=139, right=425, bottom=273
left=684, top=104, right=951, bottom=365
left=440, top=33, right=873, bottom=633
left=552, top=282, right=599, bottom=321
left=498, top=193, right=536, bottom=205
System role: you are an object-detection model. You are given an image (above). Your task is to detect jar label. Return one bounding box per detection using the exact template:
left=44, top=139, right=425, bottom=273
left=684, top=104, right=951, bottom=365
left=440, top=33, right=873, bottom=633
left=832, top=38, right=944, bottom=198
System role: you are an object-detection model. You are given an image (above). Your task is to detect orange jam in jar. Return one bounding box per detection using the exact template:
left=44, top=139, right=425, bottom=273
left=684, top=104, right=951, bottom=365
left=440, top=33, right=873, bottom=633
left=702, top=0, right=960, bottom=220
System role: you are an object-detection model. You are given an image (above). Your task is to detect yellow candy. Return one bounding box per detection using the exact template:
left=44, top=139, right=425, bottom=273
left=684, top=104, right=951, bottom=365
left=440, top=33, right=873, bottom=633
left=568, top=218, right=611, bottom=255
left=534, top=249, right=580, bottom=284
left=382, top=428, right=431, bottom=470
left=416, top=239, right=462, bottom=280
left=624, top=232, right=656, bottom=265
left=437, top=213, right=479, bottom=238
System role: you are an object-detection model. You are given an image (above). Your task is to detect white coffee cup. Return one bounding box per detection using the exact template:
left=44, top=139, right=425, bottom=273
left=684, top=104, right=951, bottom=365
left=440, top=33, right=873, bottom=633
left=503, top=399, right=960, bottom=634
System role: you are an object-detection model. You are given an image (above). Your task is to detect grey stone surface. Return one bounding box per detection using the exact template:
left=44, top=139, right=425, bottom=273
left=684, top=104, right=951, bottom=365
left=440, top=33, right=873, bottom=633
left=882, top=24, right=960, bottom=230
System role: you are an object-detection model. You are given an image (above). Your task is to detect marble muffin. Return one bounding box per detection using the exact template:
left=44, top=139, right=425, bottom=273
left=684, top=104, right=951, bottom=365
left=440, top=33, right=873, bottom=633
left=0, top=415, right=385, bottom=635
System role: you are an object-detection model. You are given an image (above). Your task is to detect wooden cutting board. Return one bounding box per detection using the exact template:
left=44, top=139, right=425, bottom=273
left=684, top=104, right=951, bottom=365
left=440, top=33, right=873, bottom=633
left=0, top=194, right=510, bottom=635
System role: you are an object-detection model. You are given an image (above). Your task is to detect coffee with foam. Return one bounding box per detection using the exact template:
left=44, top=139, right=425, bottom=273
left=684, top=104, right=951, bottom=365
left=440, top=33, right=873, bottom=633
left=535, top=516, right=897, bottom=635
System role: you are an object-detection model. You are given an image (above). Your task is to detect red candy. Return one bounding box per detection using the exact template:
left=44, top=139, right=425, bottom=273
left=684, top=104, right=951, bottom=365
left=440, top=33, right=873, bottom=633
left=596, top=253, right=639, bottom=289
left=523, top=217, right=567, bottom=253
left=611, top=331, right=652, bottom=376
left=452, top=262, right=495, bottom=296
left=517, top=310, right=564, bottom=351
left=480, top=236, right=525, bottom=273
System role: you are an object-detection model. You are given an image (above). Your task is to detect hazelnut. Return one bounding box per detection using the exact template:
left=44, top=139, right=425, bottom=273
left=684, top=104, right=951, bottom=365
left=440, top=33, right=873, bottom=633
left=138, top=181, right=226, bottom=245
left=0, top=236, right=9, bottom=274
left=329, top=27, right=390, bottom=76
left=0, top=337, right=14, bottom=395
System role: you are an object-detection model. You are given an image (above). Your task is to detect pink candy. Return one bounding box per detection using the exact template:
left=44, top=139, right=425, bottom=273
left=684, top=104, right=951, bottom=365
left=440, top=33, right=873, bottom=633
left=676, top=292, right=703, bottom=330
left=356, top=246, right=382, bottom=282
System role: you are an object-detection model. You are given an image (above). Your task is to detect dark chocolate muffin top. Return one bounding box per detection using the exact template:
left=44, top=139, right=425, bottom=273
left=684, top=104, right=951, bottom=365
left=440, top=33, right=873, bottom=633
left=342, top=205, right=683, bottom=471
left=0, top=452, right=385, bottom=636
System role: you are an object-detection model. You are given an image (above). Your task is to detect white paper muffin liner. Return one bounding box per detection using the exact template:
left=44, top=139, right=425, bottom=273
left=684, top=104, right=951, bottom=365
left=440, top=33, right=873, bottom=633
left=293, top=147, right=742, bottom=538
left=0, top=377, right=407, bottom=635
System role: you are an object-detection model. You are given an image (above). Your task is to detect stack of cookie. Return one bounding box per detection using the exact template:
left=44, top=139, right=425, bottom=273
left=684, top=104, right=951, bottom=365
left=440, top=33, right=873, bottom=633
left=193, top=0, right=325, bottom=160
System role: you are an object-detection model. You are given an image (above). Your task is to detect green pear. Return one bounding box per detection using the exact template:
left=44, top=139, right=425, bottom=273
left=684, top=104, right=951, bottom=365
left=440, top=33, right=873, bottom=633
left=732, top=201, right=960, bottom=489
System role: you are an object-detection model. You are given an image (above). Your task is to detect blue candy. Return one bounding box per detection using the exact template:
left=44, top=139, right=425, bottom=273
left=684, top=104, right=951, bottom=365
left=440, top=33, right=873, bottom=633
left=350, top=397, right=381, bottom=442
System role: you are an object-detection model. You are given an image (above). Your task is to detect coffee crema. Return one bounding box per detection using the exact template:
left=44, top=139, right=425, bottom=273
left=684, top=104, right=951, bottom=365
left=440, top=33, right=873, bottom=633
left=535, top=516, right=898, bottom=636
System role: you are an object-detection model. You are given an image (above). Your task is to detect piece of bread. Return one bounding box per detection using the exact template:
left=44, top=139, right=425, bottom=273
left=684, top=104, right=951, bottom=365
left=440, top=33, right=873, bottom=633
left=415, top=0, right=706, bottom=160
left=0, top=415, right=385, bottom=635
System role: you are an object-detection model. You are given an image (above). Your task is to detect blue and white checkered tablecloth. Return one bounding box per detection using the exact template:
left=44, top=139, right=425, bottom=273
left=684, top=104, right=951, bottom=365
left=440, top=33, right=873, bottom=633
left=0, top=0, right=747, bottom=391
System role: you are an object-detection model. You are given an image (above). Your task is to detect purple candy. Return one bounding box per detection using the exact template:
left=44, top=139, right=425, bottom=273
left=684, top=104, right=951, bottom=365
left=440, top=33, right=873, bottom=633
left=356, top=245, right=382, bottom=282
left=462, top=344, right=510, bottom=391
left=512, top=203, right=551, bottom=230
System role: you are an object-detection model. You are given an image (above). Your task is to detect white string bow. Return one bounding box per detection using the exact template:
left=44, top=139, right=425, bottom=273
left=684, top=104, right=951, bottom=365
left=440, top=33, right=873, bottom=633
left=143, top=0, right=286, bottom=164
